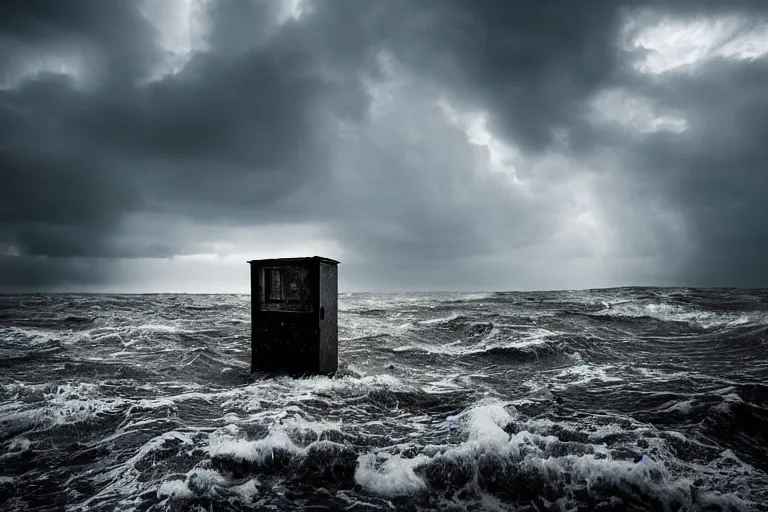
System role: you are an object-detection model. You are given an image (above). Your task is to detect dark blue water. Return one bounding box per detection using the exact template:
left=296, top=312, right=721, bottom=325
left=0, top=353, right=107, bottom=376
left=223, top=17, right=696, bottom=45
left=1, top=288, right=767, bottom=511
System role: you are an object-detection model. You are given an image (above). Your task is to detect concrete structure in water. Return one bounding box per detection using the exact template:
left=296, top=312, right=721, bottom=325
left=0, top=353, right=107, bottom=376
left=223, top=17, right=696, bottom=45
left=247, top=256, right=339, bottom=375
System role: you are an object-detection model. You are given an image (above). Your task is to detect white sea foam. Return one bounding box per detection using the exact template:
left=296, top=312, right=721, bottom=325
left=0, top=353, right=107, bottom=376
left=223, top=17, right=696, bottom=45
left=76, top=430, right=197, bottom=510
left=208, top=428, right=305, bottom=462
left=157, top=479, right=194, bottom=499
left=464, top=401, right=517, bottom=447
left=280, top=415, right=344, bottom=438
left=0, top=382, right=127, bottom=435
left=135, top=323, right=180, bottom=333
left=392, top=326, right=559, bottom=357
left=217, top=373, right=415, bottom=416
left=354, top=452, right=430, bottom=496
left=157, top=467, right=261, bottom=503
left=417, top=314, right=460, bottom=326
left=550, top=364, right=623, bottom=388
left=185, top=468, right=227, bottom=492
left=0, top=326, right=59, bottom=345
left=109, top=350, right=134, bottom=358
left=460, top=292, right=495, bottom=301
left=350, top=398, right=690, bottom=501
left=227, top=478, right=260, bottom=502
left=598, top=302, right=766, bottom=329
left=8, top=437, right=31, bottom=452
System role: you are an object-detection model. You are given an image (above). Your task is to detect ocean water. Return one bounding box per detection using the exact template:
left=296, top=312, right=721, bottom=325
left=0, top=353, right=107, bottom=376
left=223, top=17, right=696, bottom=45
left=1, top=288, right=767, bottom=511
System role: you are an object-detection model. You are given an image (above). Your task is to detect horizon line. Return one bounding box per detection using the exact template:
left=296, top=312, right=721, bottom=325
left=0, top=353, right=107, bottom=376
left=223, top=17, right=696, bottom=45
left=1, top=285, right=766, bottom=296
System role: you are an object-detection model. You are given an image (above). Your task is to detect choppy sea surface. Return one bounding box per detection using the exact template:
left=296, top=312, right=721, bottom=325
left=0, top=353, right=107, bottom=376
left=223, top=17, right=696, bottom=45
left=1, top=288, right=767, bottom=511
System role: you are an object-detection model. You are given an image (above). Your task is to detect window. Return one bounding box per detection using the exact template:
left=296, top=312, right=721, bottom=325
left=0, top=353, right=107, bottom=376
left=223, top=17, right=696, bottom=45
left=282, top=268, right=302, bottom=302
left=265, top=269, right=282, bottom=302
left=261, top=265, right=309, bottom=310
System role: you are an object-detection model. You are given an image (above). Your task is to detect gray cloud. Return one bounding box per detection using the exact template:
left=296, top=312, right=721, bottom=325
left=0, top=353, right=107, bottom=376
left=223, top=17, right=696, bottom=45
left=1, top=0, right=767, bottom=291
left=0, top=255, right=113, bottom=293
left=623, top=56, right=768, bottom=286
left=0, top=0, right=338, bottom=260
left=388, top=0, right=629, bottom=153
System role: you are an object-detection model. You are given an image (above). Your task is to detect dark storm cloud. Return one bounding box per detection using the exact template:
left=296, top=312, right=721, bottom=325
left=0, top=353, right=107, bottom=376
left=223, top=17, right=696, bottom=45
left=0, top=255, right=112, bottom=293
left=324, top=70, right=565, bottom=265
left=1, top=0, right=767, bottom=290
left=0, top=0, right=162, bottom=85
left=386, top=0, right=628, bottom=153
left=0, top=0, right=385, bottom=271
left=392, top=0, right=768, bottom=287
left=0, top=0, right=343, bottom=263
left=619, top=55, right=768, bottom=287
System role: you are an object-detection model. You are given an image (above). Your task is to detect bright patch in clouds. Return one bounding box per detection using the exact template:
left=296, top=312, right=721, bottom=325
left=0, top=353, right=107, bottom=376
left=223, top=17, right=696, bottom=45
left=437, top=99, right=616, bottom=264
left=0, top=50, right=91, bottom=90
left=627, top=13, right=768, bottom=74
left=114, top=223, right=346, bottom=293
left=437, top=101, right=527, bottom=187
left=589, top=88, right=688, bottom=134
left=362, top=51, right=408, bottom=120
left=553, top=177, right=610, bottom=258
left=141, top=0, right=207, bottom=81
left=277, top=0, right=310, bottom=24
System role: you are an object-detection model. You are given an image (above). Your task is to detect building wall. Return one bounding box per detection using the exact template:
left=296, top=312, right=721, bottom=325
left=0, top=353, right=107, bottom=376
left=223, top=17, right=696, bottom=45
left=318, top=261, right=338, bottom=373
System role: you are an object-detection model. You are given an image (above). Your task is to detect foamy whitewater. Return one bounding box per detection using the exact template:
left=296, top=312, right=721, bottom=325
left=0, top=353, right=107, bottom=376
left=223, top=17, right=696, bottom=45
left=1, top=289, right=767, bottom=511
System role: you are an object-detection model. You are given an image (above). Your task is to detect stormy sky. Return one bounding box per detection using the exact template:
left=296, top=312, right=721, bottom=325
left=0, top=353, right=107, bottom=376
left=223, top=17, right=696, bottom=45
left=1, top=0, right=767, bottom=293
